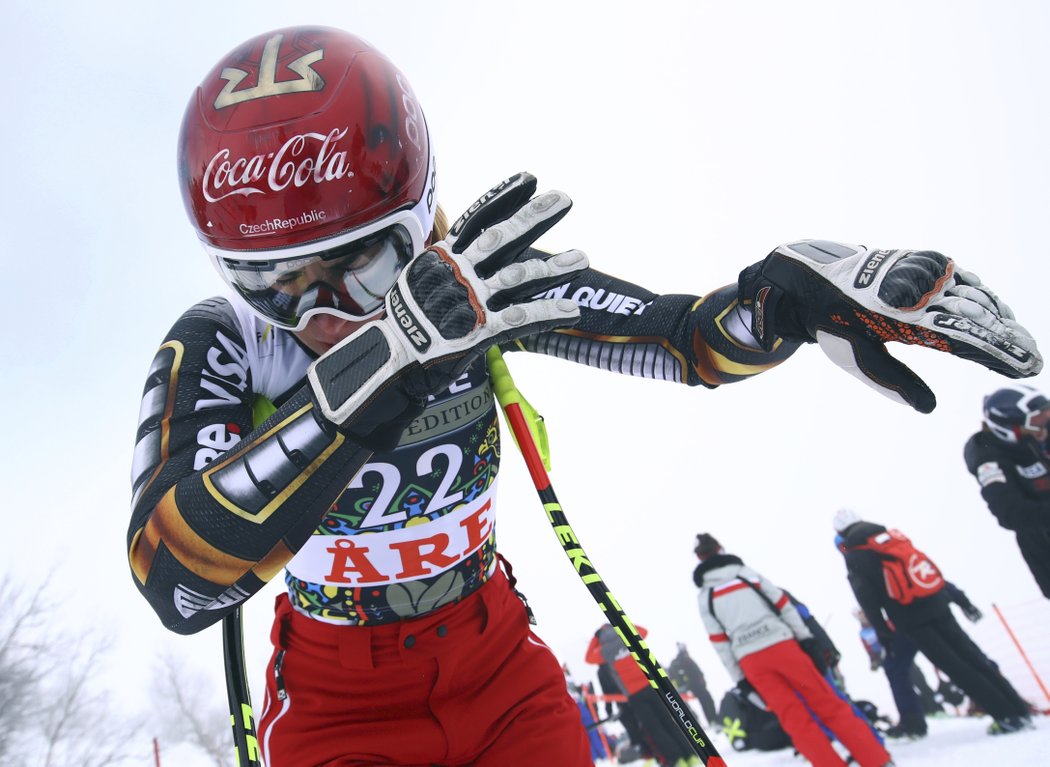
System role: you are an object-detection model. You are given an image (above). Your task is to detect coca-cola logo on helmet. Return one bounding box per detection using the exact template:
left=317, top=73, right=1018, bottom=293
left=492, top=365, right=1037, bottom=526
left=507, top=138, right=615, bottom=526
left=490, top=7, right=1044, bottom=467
left=179, top=26, right=434, bottom=254
left=202, top=127, right=354, bottom=202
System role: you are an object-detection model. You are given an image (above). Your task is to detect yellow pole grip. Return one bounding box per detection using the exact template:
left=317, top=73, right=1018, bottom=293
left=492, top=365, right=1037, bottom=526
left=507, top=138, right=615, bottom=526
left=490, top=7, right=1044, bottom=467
left=486, top=347, right=551, bottom=471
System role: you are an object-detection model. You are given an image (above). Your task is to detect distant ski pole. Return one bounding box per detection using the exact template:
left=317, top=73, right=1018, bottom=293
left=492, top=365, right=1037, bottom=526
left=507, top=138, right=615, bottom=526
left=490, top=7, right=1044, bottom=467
left=486, top=347, right=727, bottom=767
left=223, top=609, right=262, bottom=767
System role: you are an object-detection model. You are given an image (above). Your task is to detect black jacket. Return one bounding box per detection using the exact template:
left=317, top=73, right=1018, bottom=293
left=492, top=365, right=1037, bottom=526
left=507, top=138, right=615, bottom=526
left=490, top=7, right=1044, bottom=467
left=839, top=521, right=951, bottom=639
left=667, top=649, right=707, bottom=695
left=964, top=430, right=1050, bottom=532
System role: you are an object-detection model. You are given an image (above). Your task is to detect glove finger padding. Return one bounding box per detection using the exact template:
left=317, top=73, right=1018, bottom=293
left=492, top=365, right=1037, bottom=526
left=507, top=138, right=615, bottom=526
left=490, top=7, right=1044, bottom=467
left=409, top=189, right=584, bottom=344
left=457, top=178, right=573, bottom=278
left=483, top=248, right=588, bottom=311
left=945, top=270, right=1015, bottom=320
left=308, top=173, right=587, bottom=445
left=739, top=240, right=1043, bottom=412
left=445, top=173, right=538, bottom=259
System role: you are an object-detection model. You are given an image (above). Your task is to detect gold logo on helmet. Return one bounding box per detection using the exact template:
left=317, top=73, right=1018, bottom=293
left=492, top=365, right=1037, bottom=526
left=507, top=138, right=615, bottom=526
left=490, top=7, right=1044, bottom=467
left=214, top=34, right=325, bottom=109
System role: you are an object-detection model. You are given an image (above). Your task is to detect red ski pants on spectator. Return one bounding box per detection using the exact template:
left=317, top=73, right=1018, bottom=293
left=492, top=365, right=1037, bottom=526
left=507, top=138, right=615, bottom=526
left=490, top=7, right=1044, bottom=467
left=739, top=640, right=891, bottom=767
left=257, top=568, right=591, bottom=766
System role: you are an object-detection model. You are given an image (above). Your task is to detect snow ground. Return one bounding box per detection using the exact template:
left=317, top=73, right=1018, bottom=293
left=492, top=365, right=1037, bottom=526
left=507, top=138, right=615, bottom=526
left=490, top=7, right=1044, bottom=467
left=158, top=710, right=1045, bottom=765
left=594, top=714, right=1046, bottom=767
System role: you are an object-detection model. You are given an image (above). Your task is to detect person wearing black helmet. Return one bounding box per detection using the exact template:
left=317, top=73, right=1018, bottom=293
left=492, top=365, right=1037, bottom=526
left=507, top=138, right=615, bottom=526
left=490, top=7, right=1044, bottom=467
left=965, top=384, right=1050, bottom=598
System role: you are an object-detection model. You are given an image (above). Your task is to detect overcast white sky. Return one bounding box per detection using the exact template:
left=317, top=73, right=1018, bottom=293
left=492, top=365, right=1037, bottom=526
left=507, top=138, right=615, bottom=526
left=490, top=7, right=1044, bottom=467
left=4, top=0, right=1050, bottom=757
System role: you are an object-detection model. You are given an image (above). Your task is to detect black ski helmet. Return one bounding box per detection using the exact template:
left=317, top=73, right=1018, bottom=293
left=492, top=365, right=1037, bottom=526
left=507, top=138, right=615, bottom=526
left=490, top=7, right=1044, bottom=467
left=982, top=384, right=1050, bottom=453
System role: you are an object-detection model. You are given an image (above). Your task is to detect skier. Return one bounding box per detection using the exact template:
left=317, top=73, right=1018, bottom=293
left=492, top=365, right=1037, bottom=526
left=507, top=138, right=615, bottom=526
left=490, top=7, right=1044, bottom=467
left=693, top=534, right=894, bottom=767
left=832, top=509, right=1034, bottom=735
left=125, top=24, right=1041, bottom=766
left=586, top=624, right=700, bottom=767
left=667, top=643, right=719, bottom=727
left=964, top=384, right=1050, bottom=599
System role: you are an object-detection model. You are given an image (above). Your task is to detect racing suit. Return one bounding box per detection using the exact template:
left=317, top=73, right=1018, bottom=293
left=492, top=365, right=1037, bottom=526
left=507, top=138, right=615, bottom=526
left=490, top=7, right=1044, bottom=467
left=964, top=430, right=1050, bottom=598
left=128, top=267, right=796, bottom=765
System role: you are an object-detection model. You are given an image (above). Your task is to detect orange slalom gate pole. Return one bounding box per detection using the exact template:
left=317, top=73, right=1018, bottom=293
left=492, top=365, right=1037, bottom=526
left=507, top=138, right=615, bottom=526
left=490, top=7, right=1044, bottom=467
left=585, top=693, right=614, bottom=760
left=992, top=603, right=1050, bottom=711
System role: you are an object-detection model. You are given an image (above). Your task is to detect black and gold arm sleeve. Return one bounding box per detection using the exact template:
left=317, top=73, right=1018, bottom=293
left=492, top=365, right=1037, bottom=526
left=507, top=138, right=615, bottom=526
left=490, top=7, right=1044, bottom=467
left=126, top=299, right=371, bottom=634
left=517, top=267, right=800, bottom=386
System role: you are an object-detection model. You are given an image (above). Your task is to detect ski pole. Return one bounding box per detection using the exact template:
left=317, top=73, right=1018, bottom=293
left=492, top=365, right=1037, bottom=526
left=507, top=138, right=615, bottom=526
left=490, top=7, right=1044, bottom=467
left=486, top=347, right=727, bottom=767
left=223, top=608, right=262, bottom=767
left=220, top=396, right=276, bottom=766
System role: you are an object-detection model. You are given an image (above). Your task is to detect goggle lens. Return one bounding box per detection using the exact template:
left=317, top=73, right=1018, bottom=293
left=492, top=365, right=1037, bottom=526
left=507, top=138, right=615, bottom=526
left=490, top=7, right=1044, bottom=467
left=220, top=225, right=413, bottom=329
left=1026, top=407, right=1050, bottom=436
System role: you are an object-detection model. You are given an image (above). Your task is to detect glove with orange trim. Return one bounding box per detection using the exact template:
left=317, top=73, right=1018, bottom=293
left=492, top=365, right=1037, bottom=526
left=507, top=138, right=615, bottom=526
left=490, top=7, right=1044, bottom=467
left=738, top=240, right=1042, bottom=413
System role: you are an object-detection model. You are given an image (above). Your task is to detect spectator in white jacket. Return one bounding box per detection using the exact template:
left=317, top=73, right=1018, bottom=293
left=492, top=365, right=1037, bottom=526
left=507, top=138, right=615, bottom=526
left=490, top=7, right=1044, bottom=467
left=693, top=533, right=893, bottom=767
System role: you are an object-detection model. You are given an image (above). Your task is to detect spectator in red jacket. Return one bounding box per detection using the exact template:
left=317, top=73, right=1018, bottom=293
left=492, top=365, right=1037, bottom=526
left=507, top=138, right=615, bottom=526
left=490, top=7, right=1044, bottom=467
left=586, top=624, right=699, bottom=767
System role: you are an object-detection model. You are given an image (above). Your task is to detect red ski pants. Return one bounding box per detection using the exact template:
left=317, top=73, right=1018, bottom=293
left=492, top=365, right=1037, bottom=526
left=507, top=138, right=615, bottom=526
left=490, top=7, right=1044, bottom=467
left=257, top=569, right=591, bottom=766
left=739, top=640, right=891, bottom=767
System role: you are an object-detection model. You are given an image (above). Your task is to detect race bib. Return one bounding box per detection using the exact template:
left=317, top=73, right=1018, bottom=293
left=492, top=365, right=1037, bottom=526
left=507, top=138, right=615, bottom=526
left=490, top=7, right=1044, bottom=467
left=286, top=480, right=497, bottom=587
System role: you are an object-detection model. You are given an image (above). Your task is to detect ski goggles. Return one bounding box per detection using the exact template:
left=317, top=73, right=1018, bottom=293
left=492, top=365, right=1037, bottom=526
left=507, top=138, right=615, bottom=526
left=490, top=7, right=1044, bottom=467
left=210, top=214, right=424, bottom=331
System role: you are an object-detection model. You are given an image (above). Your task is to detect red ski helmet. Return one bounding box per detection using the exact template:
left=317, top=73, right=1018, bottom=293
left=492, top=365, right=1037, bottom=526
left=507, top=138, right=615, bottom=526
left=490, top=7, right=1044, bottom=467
left=178, top=26, right=436, bottom=329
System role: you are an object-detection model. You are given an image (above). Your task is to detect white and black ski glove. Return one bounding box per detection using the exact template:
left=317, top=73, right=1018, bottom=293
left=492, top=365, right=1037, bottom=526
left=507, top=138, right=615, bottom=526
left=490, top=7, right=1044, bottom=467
left=308, top=172, right=587, bottom=447
left=738, top=240, right=1042, bottom=413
